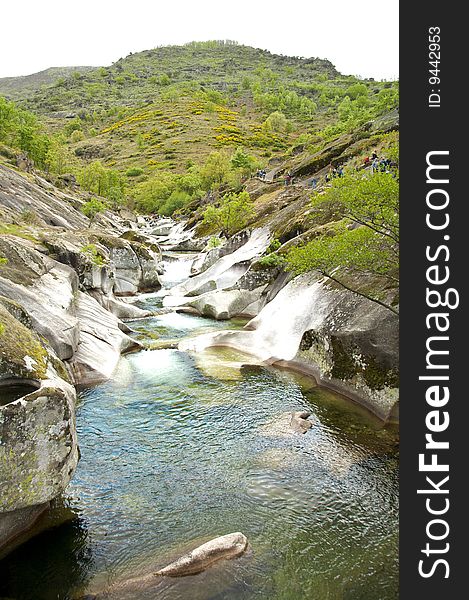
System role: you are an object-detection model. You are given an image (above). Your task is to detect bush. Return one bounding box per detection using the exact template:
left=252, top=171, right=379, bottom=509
left=80, top=243, right=105, bottom=266
left=70, top=129, right=85, bottom=143
left=262, top=111, right=289, bottom=133
left=81, top=198, right=107, bottom=224
left=207, top=235, right=223, bottom=249
left=257, top=253, right=285, bottom=268
left=159, top=190, right=191, bottom=216
left=202, top=190, right=254, bottom=235
left=199, top=151, right=231, bottom=190
left=126, top=167, right=144, bottom=177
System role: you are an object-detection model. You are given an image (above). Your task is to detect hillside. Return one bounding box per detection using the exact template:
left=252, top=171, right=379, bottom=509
left=0, top=41, right=398, bottom=198
left=0, top=66, right=93, bottom=100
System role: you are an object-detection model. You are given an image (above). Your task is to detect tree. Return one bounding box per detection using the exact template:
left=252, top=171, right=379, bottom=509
left=202, top=190, right=254, bottom=235
left=200, top=151, right=231, bottom=190
left=230, top=147, right=257, bottom=177
left=78, top=161, right=125, bottom=203
left=262, top=111, right=289, bottom=133
left=81, top=198, right=107, bottom=226
left=286, top=172, right=399, bottom=314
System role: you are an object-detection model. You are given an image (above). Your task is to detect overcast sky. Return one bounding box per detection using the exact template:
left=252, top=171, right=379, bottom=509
left=0, top=0, right=398, bottom=80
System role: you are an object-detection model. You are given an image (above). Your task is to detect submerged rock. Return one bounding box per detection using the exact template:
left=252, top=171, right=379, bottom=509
left=156, top=532, right=249, bottom=577
left=290, top=410, right=313, bottom=434
left=89, top=533, right=249, bottom=598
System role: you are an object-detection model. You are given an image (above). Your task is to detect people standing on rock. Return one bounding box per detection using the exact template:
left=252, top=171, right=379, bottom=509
left=371, top=158, right=379, bottom=173
left=310, top=177, right=318, bottom=190
left=371, top=150, right=378, bottom=161
left=337, top=166, right=344, bottom=178
left=364, top=156, right=370, bottom=167
left=284, top=171, right=293, bottom=186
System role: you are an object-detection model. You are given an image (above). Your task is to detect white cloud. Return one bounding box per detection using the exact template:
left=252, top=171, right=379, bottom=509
left=0, top=0, right=398, bottom=80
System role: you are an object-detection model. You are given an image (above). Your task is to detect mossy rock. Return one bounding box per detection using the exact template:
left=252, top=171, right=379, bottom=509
left=0, top=305, right=48, bottom=380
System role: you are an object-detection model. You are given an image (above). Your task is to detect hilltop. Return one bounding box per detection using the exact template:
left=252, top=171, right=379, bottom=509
left=0, top=66, right=93, bottom=100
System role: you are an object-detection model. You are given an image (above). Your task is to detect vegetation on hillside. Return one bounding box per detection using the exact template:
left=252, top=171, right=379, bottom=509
left=1, top=41, right=398, bottom=218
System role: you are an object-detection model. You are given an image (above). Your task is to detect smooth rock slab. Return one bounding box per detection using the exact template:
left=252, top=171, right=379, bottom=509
left=89, top=533, right=249, bottom=598
left=156, top=532, right=249, bottom=577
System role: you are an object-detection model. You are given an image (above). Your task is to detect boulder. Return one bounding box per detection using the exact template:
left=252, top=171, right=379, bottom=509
left=156, top=532, right=248, bottom=577
left=290, top=410, right=313, bottom=433
left=66, top=293, right=141, bottom=385
left=0, top=238, right=80, bottom=360
left=0, top=303, right=78, bottom=554
left=180, top=273, right=399, bottom=421
left=171, top=286, right=266, bottom=320
left=165, top=227, right=271, bottom=303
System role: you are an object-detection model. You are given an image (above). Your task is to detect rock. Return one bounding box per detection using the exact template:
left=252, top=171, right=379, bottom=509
left=165, top=227, right=271, bottom=303
left=16, top=153, right=34, bottom=172
left=180, top=273, right=399, bottom=421
left=0, top=304, right=78, bottom=554
left=0, top=238, right=80, bottom=360
left=109, top=243, right=161, bottom=296
left=290, top=411, right=313, bottom=433
left=66, top=293, right=141, bottom=385
left=170, top=286, right=266, bottom=320
left=0, top=164, right=89, bottom=229
left=195, top=231, right=249, bottom=275
left=156, top=532, right=248, bottom=577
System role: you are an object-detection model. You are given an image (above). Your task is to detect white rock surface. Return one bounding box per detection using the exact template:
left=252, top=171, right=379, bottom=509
left=67, top=293, right=140, bottom=385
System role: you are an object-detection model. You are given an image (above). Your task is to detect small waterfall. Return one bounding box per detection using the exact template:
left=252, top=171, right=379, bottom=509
left=159, top=254, right=197, bottom=289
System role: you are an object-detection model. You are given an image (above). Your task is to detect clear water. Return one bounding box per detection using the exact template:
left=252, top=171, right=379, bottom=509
left=0, top=258, right=399, bottom=600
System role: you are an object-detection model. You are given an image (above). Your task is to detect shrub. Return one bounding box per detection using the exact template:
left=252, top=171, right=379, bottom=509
left=262, top=111, right=289, bottom=133
left=207, top=235, right=223, bottom=249
left=257, top=253, right=285, bottom=268
left=159, top=190, right=191, bottom=216
left=81, top=198, right=107, bottom=224
left=80, top=243, right=105, bottom=266
left=70, top=129, right=85, bottom=143
left=126, top=167, right=144, bottom=177
left=202, top=190, right=254, bottom=235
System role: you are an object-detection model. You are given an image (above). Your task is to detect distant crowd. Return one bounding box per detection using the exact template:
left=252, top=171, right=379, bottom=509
left=253, top=148, right=398, bottom=191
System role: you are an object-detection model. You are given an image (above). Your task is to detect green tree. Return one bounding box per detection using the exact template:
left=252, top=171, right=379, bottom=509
left=202, top=190, right=254, bottom=235
left=262, top=111, right=289, bottom=133
left=286, top=172, right=399, bottom=314
left=230, top=147, right=257, bottom=176
left=78, top=161, right=125, bottom=204
left=81, top=198, right=107, bottom=226
left=200, top=151, right=231, bottom=190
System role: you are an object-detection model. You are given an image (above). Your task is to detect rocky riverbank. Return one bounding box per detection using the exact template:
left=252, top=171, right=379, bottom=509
left=152, top=222, right=399, bottom=421
left=1, top=160, right=398, bottom=558
left=0, top=165, right=163, bottom=554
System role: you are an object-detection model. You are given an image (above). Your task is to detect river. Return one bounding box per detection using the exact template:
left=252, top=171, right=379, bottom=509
left=0, top=253, right=399, bottom=600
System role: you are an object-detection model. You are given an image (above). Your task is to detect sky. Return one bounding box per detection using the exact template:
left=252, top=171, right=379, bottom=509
left=0, top=0, right=399, bottom=80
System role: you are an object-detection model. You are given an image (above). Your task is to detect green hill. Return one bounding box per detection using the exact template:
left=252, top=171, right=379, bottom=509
left=0, top=41, right=398, bottom=216
left=0, top=66, right=94, bottom=101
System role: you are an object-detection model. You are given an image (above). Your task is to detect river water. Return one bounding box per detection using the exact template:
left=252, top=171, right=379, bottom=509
left=0, top=254, right=399, bottom=600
